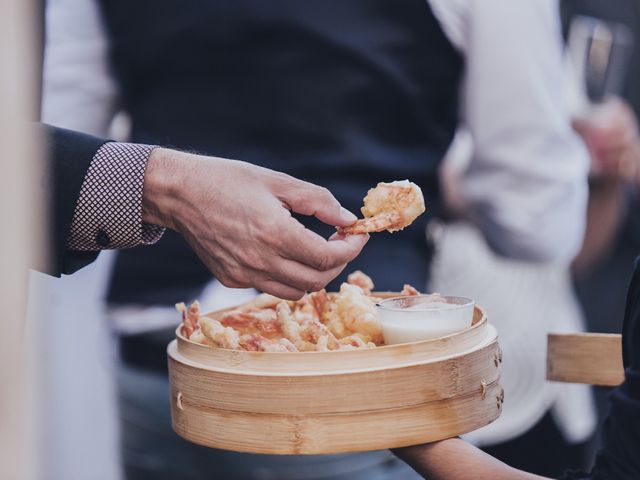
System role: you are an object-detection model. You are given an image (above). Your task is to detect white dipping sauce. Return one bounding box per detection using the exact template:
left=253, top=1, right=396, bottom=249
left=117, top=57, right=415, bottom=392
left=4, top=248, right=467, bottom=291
left=377, top=295, right=474, bottom=345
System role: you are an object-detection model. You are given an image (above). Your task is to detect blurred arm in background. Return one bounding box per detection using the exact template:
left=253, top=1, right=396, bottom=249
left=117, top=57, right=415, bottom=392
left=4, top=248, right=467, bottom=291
left=441, top=97, right=640, bottom=275
left=571, top=97, right=640, bottom=275
left=430, top=0, right=589, bottom=265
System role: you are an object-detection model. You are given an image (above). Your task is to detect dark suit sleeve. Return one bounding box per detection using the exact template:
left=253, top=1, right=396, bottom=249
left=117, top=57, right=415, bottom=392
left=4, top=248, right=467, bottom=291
left=588, top=261, right=640, bottom=479
left=42, top=123, right=110, bottom=276
left=557, top=264, right=640, bottom=480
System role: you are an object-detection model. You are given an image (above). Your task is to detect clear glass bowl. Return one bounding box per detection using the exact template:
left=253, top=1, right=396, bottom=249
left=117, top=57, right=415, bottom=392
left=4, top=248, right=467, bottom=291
left=377, top=294, right=475, bottom=345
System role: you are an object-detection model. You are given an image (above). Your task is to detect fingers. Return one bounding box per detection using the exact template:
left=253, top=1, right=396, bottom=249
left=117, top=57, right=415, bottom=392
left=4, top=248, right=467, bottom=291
left=220, top=260, right=343, bottom=300
left=206, top=239, right=353, bottom=299
left=195, top=217, right=367, bottom=296
left=250, top=222, right=369, bottom=294
left=280, top=219, right=369, bottom=271
left=209, top=260, right=307, bottom=300
left=277, top=178, right=358, bottom=227
left=264, top=256, right=348, bottom=293
left=324, top=231, right=370, bottom=263
left=253, top=279, right=306, bottom=301
left=268, top=174, right=369, bottom=270
left=251, top=230, right=367, bottom=294
left=259, top=235, right=366, bottom=296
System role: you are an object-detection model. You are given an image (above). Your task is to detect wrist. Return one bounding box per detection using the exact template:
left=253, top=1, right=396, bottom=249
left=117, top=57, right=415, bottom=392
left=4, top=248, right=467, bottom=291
left=142, top=147, right=187, bottom=230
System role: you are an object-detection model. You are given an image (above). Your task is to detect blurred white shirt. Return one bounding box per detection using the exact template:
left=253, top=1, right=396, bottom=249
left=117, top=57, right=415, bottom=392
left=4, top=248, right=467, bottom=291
left=428, top=0, right=590, bottom=264
left=428, top=0, right=595, bottom=448
left=429, top=220, right=596, bottom=446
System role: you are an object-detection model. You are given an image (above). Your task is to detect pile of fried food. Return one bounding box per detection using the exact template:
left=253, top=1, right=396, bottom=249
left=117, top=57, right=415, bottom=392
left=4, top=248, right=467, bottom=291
left=178, top=271, right=420, bottom=352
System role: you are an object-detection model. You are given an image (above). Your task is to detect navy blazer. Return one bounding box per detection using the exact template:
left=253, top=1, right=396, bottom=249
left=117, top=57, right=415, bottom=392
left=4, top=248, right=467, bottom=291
left=41, top=124, right=108, bottom=276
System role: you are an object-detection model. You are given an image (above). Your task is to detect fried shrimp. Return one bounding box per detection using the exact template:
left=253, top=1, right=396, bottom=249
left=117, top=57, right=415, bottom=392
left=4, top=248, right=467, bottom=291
left=338, top=334, right=376, bottom=349
left=334, top=283, right=383, bottom=344
left=198, top=316, right=241, bottom=350
left=401, top=284, right=420, bottom=296
left=249, top=293, right=282, bottom=309
left=347, top=270, right=374, bottom=294
left=338, top=180, right=425, bottom=235
left=276, top=302, right=340, bottom=351
left=219, top=308, right=282, bottom=340
left=239, top=333, right=298, bottom=352
left=177, top=300, right=200, bottom=337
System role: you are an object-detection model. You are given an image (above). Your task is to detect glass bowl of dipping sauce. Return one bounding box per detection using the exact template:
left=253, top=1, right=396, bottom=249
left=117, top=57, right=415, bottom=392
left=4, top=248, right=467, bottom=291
left=377, top=294, right=475, bottom=345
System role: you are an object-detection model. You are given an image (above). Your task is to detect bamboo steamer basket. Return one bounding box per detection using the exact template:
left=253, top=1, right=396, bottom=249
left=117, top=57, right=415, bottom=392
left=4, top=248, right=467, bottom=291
left=168, top=293, right=503, bottom=455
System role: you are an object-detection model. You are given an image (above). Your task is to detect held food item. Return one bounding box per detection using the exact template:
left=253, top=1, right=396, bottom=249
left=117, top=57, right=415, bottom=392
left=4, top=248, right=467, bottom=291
left=177, top=271, right=420, bottom=352
left=338, top=180, right=426, bottom=235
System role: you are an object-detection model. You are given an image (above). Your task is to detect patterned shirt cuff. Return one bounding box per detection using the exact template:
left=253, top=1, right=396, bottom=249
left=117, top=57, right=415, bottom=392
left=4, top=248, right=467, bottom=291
left=66, top=142, right=166, bottom=251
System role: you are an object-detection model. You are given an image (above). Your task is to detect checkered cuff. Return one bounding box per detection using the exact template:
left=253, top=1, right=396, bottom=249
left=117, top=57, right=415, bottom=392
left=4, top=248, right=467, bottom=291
left=66, top=142, right=165, bottom=251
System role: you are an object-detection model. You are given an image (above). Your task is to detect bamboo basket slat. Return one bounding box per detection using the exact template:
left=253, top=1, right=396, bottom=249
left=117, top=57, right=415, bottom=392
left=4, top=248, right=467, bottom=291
left=169, top=334, right=499, bottom=415
left=168, top=297, right=503, bottom=454
left=171, top=381, right=503, bottom=455
left=547, top=333, right=624, bottom=387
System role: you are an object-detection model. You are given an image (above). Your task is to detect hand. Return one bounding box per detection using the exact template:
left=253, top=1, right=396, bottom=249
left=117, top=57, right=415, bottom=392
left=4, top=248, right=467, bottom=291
left=392, top=440, right=548, bottom=480
left=141, top=148, right=368, bottom=299
left=572, top=97, right=640, bottom=182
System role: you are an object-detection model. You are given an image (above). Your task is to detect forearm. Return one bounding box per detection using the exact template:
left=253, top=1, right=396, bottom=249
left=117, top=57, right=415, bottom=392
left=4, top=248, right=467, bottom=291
left=572, top=179, right=627, bottom=275
left=394, top=439, right=550, bottom=480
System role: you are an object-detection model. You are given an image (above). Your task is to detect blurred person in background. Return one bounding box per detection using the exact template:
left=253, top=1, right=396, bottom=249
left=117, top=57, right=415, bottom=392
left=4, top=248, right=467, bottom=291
left=43, top=0, right=587, bottom=478
left=430, top=101, right=638, bottom=477
left=571, top=97, right=640, bottom=282
left=428, top=5, right=640, bottom=476
left=561, top=0, right=640, bottom=320
left=430, top=129, right=597, bottom=477
left=561, top=0, right=640, bottom=454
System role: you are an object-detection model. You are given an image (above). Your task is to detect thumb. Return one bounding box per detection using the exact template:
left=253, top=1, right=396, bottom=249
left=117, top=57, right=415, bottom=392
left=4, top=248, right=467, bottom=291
left=279, top=179, right=359, bottom=227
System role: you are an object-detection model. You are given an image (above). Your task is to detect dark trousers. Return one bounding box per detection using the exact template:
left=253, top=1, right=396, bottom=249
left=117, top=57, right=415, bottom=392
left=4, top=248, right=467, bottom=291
left=482, top=411, right=597, bottom=478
